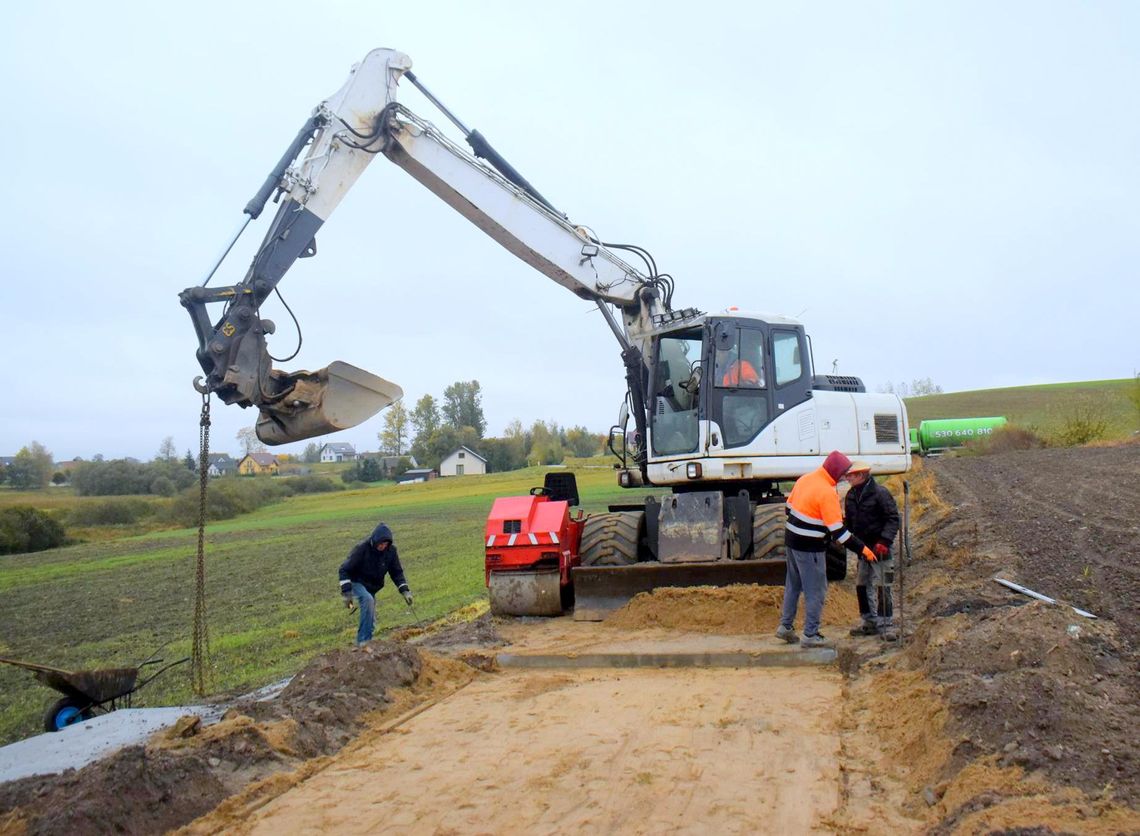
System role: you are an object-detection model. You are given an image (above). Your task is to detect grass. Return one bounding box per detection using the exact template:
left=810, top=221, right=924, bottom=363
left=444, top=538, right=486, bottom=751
left=905, top=378, right=1137, bottom=440
left=0, top=464, right=650, bottom=744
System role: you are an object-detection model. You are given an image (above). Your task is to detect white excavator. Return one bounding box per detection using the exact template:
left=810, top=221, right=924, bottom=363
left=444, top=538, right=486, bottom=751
left=180, top=48, right=910, bottom=617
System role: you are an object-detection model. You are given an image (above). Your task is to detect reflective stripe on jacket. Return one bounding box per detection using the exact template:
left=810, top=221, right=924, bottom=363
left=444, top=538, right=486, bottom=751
left=784, top=465, right=867, bottom=554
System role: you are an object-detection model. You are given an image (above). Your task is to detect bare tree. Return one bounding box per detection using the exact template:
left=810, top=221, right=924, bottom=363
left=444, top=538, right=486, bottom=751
left=236, top=427, right=266, bottom=456
left=157, top=436, right=178, bottom=462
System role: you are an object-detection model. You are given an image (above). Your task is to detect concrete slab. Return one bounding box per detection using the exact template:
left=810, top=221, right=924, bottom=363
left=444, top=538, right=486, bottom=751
left=0, top=705, right=224, bottom=783
left=497, top=647, right=836, bottom=668
left=495, top=631, right=838, bottom=668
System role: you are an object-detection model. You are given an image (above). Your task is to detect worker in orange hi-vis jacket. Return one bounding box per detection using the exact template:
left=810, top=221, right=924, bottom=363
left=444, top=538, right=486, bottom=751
left=777, top=450, right=879, bottom=648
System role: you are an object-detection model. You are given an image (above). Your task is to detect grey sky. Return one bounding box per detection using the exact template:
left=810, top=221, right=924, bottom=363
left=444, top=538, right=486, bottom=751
left=1, top=1, right=1136, bottom=461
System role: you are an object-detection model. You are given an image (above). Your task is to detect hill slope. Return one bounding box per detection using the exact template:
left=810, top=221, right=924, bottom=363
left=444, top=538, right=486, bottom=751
left=905, top=378, right=1137, bottom=439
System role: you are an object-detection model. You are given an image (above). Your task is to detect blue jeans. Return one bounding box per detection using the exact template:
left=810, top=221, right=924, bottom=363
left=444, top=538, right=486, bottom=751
left=779, top=546, right=827, bottom=637
left=351, top=582, right=377, bottom=644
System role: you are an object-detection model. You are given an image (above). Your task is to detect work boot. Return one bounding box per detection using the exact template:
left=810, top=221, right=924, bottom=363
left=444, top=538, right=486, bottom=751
left=800, top=633, right=830, bottom=649
left=775, top=625, right=799, bottom=644
left=849, top=620, right=879, bottom=637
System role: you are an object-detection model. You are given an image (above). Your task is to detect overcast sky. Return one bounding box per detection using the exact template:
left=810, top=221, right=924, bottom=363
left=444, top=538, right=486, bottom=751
left=1, top=2, right=1136, bottom=461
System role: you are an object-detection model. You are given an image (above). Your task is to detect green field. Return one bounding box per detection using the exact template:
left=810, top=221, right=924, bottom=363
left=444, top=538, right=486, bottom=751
left=0, top=463, right=647, bottom=744
left=905, top=378, right=1138, bottom=440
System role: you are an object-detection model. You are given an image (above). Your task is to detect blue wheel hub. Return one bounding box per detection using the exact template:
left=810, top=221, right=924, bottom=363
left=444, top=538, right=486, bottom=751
left=53, top=705, right=83, bottom=730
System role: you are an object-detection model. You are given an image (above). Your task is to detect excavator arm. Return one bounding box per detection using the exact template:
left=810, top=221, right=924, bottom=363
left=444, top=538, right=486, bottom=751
left=180, top=48, right=667, bottom=446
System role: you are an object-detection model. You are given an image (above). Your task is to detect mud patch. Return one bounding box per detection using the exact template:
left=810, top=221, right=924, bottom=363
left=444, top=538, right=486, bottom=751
left=602, top=583, right=860, bottom=634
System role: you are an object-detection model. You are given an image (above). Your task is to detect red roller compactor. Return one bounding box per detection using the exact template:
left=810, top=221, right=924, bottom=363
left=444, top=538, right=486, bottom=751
left=485, top=474, right=584, bottom=616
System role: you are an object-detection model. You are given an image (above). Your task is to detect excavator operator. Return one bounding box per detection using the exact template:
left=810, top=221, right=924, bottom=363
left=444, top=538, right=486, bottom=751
left=716, top=346, right=764, bottom=388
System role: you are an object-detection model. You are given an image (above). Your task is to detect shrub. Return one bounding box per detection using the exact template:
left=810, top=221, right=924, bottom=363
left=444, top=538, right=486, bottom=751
left=280, top=475, right=343, bottom=494
left=962, top=425, right=1046, bottom=455
left=0, top=507, right=67, bottom=555
left=150, top=476, right=176, bottom=497
left=1050, top=398, right=1109, bottom=447
left=72, top=459, right=195, bottom=496
left=164, top=477, right=291, bottom=526
left=65, top=498, right=156, bottom=527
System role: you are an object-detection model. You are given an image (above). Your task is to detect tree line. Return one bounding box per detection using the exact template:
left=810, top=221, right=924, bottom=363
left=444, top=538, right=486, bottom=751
left=377, top=379, right=603, bottom=472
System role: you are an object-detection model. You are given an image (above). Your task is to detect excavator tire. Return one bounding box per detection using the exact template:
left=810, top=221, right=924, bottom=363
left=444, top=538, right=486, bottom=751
left=752, top=503, right=787, bottom=561
left=579, top=511, right=644, bottom=566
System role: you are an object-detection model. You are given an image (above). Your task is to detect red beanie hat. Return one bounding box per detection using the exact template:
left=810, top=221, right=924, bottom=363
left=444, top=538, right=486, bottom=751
left=822, top=450, right=852, bottom=481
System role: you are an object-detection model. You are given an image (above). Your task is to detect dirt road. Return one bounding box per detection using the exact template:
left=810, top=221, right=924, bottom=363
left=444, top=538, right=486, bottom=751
left=220, top=667, right=843, bottom=835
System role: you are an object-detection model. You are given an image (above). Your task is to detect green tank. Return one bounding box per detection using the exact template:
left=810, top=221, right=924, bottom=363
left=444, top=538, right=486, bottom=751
left=908, top=426, right=921, bottom=453
left=917, top=417, right=1007, bottom=451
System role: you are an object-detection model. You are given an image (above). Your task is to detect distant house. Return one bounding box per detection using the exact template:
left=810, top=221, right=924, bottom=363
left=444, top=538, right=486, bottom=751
left=238, top=452, right=279, bottom=476
left=396, top=468, right=437, bottom=485
left=0, top=456, right=17, bottom=469
left=207, top=454, right=238, bottom=478
left=439, top=446, right=487, bottom=477
left=320, top=442, right=357, bottom=463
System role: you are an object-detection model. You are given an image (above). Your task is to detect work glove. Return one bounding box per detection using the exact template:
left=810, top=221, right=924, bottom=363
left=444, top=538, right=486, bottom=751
left=873, top=542, right=890, bottom=559
left=861, top=545, right=877, bottom=562
left=402, top=590, right=414, bottom=606
left=342, top=592, right=356, bottom=611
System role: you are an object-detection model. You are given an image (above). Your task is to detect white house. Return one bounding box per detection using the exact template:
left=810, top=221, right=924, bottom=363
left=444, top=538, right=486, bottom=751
left=439, top=446, right=487, bottom=477
left=206, top=454, right=237, bottom=478
left=319, top=442, right=357, bottom=463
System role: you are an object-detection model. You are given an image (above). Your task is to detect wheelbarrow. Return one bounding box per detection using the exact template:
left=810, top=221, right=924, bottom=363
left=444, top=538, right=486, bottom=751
left=0, top=648, right=190, bottom=732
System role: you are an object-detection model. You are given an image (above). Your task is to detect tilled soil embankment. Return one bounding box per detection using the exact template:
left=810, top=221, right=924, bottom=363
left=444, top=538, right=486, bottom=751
left=881, top=446, right=1140, bottom=826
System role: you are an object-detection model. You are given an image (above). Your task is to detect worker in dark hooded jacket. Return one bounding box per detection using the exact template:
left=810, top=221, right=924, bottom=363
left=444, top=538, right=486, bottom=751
left=338, top=523, right=413, bottom=645
left=843, top=461, right=900, bottom=637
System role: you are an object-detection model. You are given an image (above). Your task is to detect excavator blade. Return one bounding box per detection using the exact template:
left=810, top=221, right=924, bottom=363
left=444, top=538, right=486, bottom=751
left=571, top=559, right=787, bottom=621
left=488, top=570, right=564, bottom=617
left=255, top=360, right=403, bottom=445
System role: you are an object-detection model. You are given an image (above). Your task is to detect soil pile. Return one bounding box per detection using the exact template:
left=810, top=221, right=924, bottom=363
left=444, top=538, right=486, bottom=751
left=603, top=583, right=860, bottom=633
left=239, top=641, right=422, bottom=756
left=0, top=641, right=433, bottom=835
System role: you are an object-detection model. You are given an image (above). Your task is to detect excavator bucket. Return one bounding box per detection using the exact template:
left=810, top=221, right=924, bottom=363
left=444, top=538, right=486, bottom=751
left=571, top=559, right=787, bottom=621
left=255, top=360, right=403, bottom=445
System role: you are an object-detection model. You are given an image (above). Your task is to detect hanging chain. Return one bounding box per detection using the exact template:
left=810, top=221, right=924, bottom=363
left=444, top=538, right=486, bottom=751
left=191, top=392, right=213, bottom=695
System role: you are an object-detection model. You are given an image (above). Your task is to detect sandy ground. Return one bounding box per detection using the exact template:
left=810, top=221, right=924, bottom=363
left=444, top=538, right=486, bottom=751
left=196, top=667, right=844, bottom=836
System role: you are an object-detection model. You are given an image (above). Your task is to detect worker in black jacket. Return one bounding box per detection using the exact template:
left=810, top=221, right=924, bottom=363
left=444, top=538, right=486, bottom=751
left=843, top=462, right=900, bottom=637
left=338, top=523, right=413, bottom=644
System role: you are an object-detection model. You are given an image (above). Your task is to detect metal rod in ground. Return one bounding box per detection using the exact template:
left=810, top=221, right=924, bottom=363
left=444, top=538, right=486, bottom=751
left=899, top=480, right=909, bottom=644
left=993, top=577, right=1097, bottom=619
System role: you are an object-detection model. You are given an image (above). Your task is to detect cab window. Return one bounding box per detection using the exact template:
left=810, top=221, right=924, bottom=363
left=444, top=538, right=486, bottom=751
left=715, top=328, right=765, bottom=389
left=650, top=332, right=701, bottom=456
left=772, top=330, right=803, bottom=387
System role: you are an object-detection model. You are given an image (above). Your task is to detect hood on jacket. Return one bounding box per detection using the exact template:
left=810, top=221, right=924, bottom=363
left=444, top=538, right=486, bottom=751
left=822, top=450, right=852, bottom=482
left=370, top=523, right=393, bottom=546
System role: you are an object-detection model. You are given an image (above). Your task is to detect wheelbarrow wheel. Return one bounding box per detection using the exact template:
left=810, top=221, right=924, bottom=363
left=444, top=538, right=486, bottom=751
left=43, top=696, right=93, bottom=732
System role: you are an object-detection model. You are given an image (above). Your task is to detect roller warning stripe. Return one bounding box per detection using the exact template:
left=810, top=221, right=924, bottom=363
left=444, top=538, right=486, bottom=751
left=486, top=532, right=563, bottom=548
